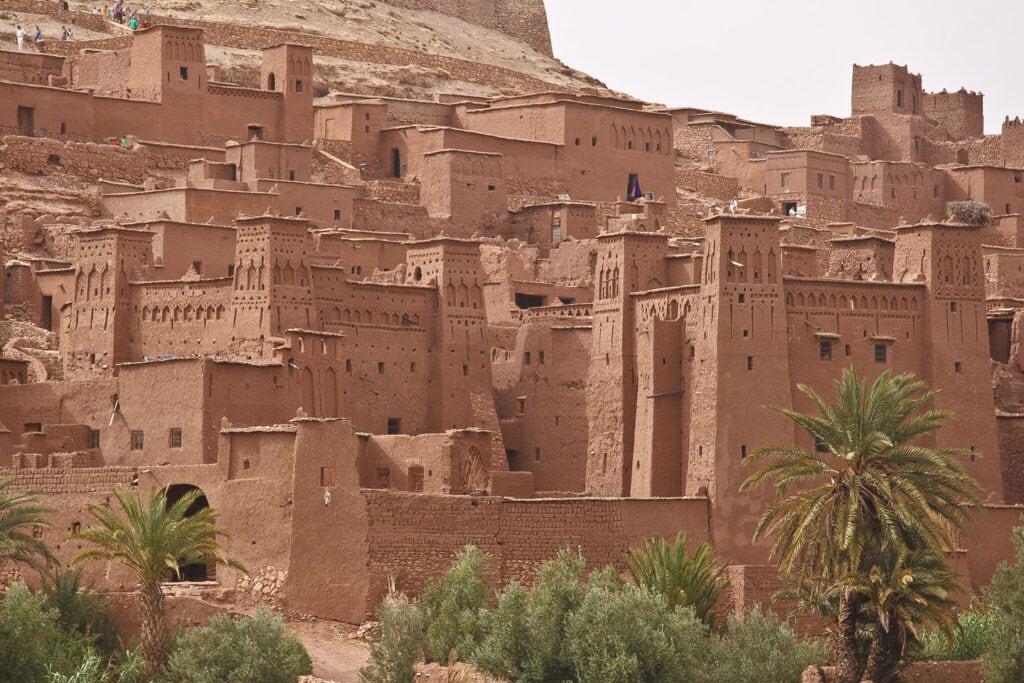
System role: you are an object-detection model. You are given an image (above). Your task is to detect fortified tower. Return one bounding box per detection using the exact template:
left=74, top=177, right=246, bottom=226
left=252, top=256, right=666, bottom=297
left=406, top=239, right=500, bottom=451
left=64, top=227, right=152, bottom=377
left=230, top=215, right=315, bottom=357
left=852, top=63, right=923, bottom=117
left=585, top=229, right=669, bottom=496
left=261, top=44, right=314, bottom=143
left=893, top=221, right=1004, bottom=500
left=689, top=215, right=792, bottom=561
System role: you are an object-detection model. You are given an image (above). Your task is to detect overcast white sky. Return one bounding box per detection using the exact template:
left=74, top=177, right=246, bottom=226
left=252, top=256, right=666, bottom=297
left=545, top=0, right=1020, bottom=134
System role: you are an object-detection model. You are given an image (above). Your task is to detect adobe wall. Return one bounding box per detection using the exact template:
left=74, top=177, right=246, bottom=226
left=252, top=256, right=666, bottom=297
left=492, top=318, right=591, bottom=492
left=361, top=492, right=710, bottom=615
left=0, top=49, right=65, bottom=86
left=922, top=89, right=984, bottom=141
left=0, top=466, right=138, bottom=586
left=675, top=169, right=739, bottom=202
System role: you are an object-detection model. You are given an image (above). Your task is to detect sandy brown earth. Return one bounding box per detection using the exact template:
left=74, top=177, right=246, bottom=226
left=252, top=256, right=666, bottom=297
left=288, top=620, right=370, bottom=683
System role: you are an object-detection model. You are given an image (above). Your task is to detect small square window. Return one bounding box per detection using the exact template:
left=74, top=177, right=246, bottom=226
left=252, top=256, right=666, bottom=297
left=741, top=445, right=747, bottom=459
left=295, top=207, right=302, bottom=216
left=815, top=437, right=829, bottom=453
left=535, top=447, right=541, bottom=461
left=364, top=125, right=370, bottom=133
left=954, top=361, right=962, bottom=373
left=817, top=173, right=823, bottom=189
left=192, top=260, right=202, bottom=275
left=518, top=398, right=526, bottom=415
left=592, top=137, right=597, bottom=146
left=320, top=467, right=336, bottom=487
left=829, top=175, right=835, bottom=191
left=387, top=417, right=401, bottom=434
left=377, top=362, right=385, bottom=374
left=288, top=170, right=296, bottom=181
left=88, top=429, right=100, bottom=449
left=819, top=341, right=832, bottom=361
left=179, top=66, right=188, bottom=80
left=23, top=422, right=41, bottom=433
left=410, top=362, right=416, bottom=372
left=334, top=209, right=341, bottom=220
left=462, top=364, right=469, bottom=376
left=738, top=293, right=745, bottom=303
left=874, top=344, right=888, bottom=363
left=746, top=356, right=753, bottom=370
left=295, top=80, right=303, bottom=93
left=574, top=138, right=581, bottom=146
left=950, top=301, right=957, bottom=312
left=169, top=428, right=182, bottom=448
left=131, top=430, right=144, bottom=450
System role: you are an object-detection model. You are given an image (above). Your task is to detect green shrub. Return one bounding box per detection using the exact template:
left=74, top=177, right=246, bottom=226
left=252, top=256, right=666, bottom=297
left=162, top=608, right=311, bottom=683
left=360, top=592, right=427, bottom=683
left=918, top=610, right=993, bottom=662
left=0, top=582, right=94, bottom=683
left=565, top=583, right=710, bottom=683
left=706, top=607, right=827, bottom=683
left=982, top=519, right=1024, bottom=682
left=421, top=545, right=492, bottom=663
left=624, top=532, right=729, bottom=627
left=474, top=548, right=587, bottom=682
left=473, top=581, right=530, bottom=681
left=49, top=650, right=143, bottom=683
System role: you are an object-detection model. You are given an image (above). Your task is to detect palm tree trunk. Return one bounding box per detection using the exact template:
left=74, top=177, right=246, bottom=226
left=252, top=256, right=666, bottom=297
left=862, top=617, right=896, bottom=683
left=138, top=581, right=169, bottom=681
left=835, top=591, right=862, bottom=683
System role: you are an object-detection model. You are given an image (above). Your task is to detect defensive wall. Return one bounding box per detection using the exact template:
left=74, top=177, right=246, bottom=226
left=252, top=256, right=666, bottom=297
left=15, top=0, right=566, bottom=96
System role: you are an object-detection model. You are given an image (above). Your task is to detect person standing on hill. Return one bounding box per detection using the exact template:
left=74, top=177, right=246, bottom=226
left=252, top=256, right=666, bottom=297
left=33, top=26, right=41, bottom=44
left=16, top=25, right=25, bottom=51
left=128, top=14, right=138, bottom=30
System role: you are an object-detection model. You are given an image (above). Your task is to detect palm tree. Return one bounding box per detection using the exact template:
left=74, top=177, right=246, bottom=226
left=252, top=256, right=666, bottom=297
left=740, top=368, right=979, bottom=683
left=0, top=479, right=54, bottom=574
left=623, top=531, right=729, bottom=626
left=855, top=546, right=960, bottom=682
left=72, top=486, right=245, bottom=681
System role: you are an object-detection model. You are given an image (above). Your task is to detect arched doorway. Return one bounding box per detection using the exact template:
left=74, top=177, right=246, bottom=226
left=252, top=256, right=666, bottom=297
left=164, top=484, right=213, bottom=582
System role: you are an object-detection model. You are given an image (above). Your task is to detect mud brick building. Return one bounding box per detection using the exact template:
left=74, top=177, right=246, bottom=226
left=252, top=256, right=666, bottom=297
left=3, top=8, right=1024, bottom=623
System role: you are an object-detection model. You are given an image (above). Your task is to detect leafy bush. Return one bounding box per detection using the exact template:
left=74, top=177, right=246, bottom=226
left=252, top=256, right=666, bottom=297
left=706, top=607, right=827, bottom=683
left=49, top=650, right=143, bottom=683
left=917, top=610, right=993, bottom=662
left=982, top=519, right=1024, bottom=682
left=473, top=581, right=530, bottom=681
left=475, top=548, right=586, bottom=682
left=421, top=545, right=492, bottom=663
left=162, top=608, right=312, bottom=683
left=624, top=532, right=729, bottom=626
left=360, top=592, right=427, bottom=683
left=0, top=582, right=94, bottom=683
left=565, top=583, right=710, bottom=683
left=946, top=200, right=991, bottom=225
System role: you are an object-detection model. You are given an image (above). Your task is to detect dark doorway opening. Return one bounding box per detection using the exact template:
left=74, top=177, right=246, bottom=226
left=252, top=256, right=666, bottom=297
left=627, top=173, right=642, bottom=201
left=783, top=202, right=798, bottom=216
left=17, top=106, right=35, bottom=137
left=514, top=293, right=545, bottom=309
left=990, top=318, right=1012, bottom=364
left=391, top=148, right=401, bottom=178
left=164, top=484, right=212, bottom=581
left=40, top=295, right=52, bottom=331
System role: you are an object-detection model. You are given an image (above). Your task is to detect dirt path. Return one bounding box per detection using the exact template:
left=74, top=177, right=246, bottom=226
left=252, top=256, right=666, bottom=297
left=288, top=620, right=370, bottom=683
